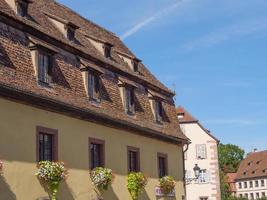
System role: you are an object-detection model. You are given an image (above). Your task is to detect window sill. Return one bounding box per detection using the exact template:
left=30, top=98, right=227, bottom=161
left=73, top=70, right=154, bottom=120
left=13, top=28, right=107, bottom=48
left=88, top=98, right=101, bottom=107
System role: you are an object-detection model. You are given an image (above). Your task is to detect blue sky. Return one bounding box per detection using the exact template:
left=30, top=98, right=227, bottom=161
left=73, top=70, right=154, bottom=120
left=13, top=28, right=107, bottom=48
left=58, top=0, right=267, bottom=152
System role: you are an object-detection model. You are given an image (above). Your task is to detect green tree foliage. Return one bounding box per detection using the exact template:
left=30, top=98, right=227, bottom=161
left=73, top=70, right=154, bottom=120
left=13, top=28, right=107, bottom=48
left=218, top=144, right=245, bottom=200
left=218, top=144, right=245, bottom=173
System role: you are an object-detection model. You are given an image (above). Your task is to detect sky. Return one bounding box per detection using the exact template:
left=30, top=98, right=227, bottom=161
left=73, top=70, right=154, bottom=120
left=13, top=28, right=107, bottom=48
left=58, top=0, right=267, bottom=153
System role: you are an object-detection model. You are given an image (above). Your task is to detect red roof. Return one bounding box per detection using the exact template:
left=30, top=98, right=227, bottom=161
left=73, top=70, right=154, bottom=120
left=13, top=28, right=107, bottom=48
left=176, top=106, right=219, bottom=143
left=225, top=173, right=237, bottom=192
left=176, top=106, right=198, bottom=123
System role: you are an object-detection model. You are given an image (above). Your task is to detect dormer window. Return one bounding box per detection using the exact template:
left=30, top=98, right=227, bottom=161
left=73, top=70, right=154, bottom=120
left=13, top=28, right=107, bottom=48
left=29, top=38, right=57, bottom=87
left=16, top=0, right=31, bottom=17
left=118, top=76, right=137, bottom=116
left=131, top=59, right=140, bottom=72
left=37, top=51, right=53, bottom=85
left=154, top=100, right=163, bottom=122
left=177, top=113, right=185, bottom=120
left=125, top=87, right=135, bottom=115
left=103, top=43, right=112, bottom=58
left=66, top=27, right=75, bottom=41
left=148, top=90, right=165, bottom=123
left=65, top=23, right=78, bottom=41
left=88, top=72, right=101, bottom=102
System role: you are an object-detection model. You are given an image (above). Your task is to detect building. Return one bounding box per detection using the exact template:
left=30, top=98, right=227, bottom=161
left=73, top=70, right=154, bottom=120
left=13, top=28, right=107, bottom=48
left=235, top=150, right=267, bottom=199
left=0, top=0, right=189, bottom=199
left=225, top=173, right=237, bottom=196
left=177, top=106, right=221, bottom=200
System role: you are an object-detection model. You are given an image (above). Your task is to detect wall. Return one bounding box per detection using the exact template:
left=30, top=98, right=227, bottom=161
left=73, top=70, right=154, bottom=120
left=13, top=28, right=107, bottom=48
left=0, top=97, right=185, bottom=200
left=236, top=179, right=267, bottom=199
left=180, top=123, right=220, bottom=200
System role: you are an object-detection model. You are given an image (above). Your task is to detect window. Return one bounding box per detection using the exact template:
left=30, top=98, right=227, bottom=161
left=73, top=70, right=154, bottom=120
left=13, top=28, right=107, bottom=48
left=38, top=51, right=52, bottom=85
left=239, top=182, right=242, bottom=189
left=152, top=99, right=163, bottom=122
left=125, top=87, right=135, bottom=114
left=239, top=194, right=243, bottom=198
left=198, top=169, right=209, bottom=183
left=250, top=193, right=254, bottom=200
left=103, top=44, right=111, bottom=58
left=261, top=180, right=265, bottom=187
left=66, top=27, right=75, bottom=41
left=36, top=126, right=58, bottom=162
left=245, top=193, right=248, bottom=198
left=255, top=180, right=259, bottom=187
left=131, top=60, right=139, bottom=72
left=199, top=197, right=208, bottom=200
left=262, top=192, right=266, bottom=197
left=196, top=144, right=207, bottom=159
left=88, top=72, right=101, bottom=101
left=89, top=138, right=105, bottom=170
left=256, top=193, right=260, bottom=199
left=16, top=1, right=28, bottom=17
left=127, top=146, right=140, bottom=172
left=250, top=181, right=253, bottom=188
left=158, top=153, right=168, bottom=178
left=244, top=182, right=248, bottom=188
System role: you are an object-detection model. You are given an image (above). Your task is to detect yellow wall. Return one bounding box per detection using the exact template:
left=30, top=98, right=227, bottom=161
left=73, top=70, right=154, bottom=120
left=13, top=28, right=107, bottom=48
left=0, top=97, right=185, bottom=200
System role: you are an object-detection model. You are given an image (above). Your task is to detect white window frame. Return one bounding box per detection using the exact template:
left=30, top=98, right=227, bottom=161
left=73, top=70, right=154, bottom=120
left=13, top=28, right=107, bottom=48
left=196, top=144, right=207, bottom=159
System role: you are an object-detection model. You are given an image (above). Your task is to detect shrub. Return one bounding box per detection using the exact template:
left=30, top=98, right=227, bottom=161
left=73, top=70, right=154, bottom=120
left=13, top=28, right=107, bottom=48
left=36, top=161, right=68, bottom=200
left=90, top=167, right=113, bottom=191
left=127, top=172, right=147, bottom=200
left=159, top=176, right=175, bottom=195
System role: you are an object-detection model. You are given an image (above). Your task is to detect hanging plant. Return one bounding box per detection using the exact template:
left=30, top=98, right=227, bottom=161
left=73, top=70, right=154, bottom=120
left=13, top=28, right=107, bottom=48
left=159, top=176, right=175, bottom=195
left=36, top=161, right=68, bottom=200
left=90, top=167, right=113, bottom=191
left=127, top=172, right=147, bottom=200
left=0, top=160, right=3, bottom=175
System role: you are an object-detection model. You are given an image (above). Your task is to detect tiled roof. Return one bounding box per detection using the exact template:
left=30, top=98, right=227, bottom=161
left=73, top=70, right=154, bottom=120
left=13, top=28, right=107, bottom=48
left=176, top=106, right=198, bottom=123
left=225, top=173, right=237, bottom=192
left=236, top=150, right=267, bottom=180
left=176, top=106, right=219, bottom=142
left=0, top=0, right=188, bottom=142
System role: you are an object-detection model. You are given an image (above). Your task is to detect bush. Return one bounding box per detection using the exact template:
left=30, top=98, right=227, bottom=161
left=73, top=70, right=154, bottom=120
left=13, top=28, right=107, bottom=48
left=36, top=161, right=68, bottom=200
left=159, top=176, right=175, bottom=195
left=127, top=172, right=147, bottom=200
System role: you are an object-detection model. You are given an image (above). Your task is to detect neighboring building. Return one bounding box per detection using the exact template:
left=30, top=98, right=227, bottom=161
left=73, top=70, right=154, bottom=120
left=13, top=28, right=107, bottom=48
left=177, top=106, right=221, bottom=200
left=235, top=150, right=267, bottom=199
left=0, top=0, right=189, bottom=199
left=225, top=173, right=237, bottom=196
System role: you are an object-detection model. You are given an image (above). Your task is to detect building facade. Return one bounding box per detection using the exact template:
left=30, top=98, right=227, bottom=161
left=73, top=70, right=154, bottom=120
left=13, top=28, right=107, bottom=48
left=0, top=0, right=189, bottom=199
left=235, top=150, right=267, bottom=199
left=177, top=107, right=221, bottom=200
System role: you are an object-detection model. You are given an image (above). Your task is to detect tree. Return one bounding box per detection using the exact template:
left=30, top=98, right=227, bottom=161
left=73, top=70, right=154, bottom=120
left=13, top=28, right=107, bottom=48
left=218, top=144, right=245, bottom=173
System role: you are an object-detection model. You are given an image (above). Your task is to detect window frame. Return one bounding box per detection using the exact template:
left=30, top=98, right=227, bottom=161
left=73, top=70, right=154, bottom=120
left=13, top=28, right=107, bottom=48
left=154, top=99, right=163, bottom=122
left=37, top=50, right=53, bottom=85
left=196, top=144, right=207, bottom=159
left=127, top=146, right=140, bottom=173
left=125, top=87, right=135, bottom=115
left=89, top=137, right=105, bottom=170
left=157, top=152, right=168, bottom=178
left=103, top=44, right=111, bottom=58
left=87, top=71, right=101, bottom=102
left=36, top=126, right=58, bottom=162
left=16, top=1, right=28, bottom=17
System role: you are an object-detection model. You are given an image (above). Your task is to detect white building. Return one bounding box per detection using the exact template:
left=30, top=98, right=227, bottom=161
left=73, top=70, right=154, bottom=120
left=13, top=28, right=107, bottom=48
left=235, top=150, right=267, bottom=199
left=177, top=106, right=221, bottom=200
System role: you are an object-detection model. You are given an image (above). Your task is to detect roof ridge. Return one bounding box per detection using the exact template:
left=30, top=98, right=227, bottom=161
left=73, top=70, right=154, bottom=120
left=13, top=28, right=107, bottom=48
left=53, top=0, right=117, bottom=37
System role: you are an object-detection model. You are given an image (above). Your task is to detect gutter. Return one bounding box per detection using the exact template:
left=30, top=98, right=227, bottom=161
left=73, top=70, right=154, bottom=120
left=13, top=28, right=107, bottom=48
left=0, top=82, right=188, bottom=145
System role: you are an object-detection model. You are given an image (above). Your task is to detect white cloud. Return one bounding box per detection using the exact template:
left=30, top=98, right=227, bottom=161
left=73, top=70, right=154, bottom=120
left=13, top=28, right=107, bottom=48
left=183, top=17, right=267, bottom=51
left=204, top=119, right=262, bottom=126
left=120, top=0, right=183, bottom=40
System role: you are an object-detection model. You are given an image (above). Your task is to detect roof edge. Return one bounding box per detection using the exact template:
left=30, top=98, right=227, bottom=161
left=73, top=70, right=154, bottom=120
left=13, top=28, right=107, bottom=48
left=0, top=82, right=188, bottom=145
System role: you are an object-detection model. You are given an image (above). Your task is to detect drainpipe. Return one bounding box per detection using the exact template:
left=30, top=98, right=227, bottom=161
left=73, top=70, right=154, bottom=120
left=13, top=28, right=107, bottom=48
left=182, top=142, right=190, bottom=200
